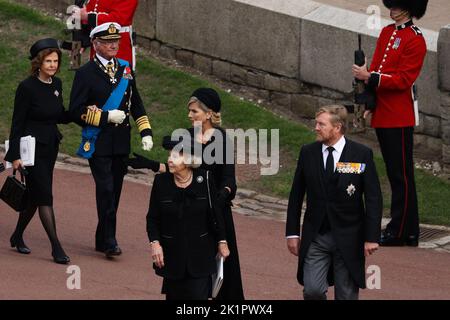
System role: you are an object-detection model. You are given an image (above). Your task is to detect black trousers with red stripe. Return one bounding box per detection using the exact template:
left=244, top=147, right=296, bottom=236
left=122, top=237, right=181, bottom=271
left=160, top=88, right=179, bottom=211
left=376, top=127, right=419, bottom=238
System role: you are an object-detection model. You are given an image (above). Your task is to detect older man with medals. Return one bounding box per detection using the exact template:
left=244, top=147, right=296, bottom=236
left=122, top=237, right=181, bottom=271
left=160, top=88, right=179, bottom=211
left=286, top=105, right=382, bottom=300
left=69, top=22, right=153, bottom=258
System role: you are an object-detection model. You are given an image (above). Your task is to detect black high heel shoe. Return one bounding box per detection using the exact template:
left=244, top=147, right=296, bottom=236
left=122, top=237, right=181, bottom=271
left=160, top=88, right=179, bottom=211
left=10, top=234, right=31, bottom=254
left=51, top=246, right=70, bottom=264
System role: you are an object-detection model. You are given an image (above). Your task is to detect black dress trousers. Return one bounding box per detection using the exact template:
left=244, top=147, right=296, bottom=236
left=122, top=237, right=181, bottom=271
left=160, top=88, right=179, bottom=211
left=88, top=155, right=127, bottom=251
left=376, top=127, right=419, bottom=238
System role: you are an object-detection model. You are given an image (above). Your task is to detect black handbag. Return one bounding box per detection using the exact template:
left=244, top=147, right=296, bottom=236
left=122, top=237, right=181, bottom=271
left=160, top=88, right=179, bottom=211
left=0, top=169, right=28, bottom=212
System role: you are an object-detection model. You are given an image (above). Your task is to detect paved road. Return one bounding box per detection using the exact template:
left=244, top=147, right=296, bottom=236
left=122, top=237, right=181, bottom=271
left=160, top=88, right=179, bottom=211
left=0, top=168, right=449, bottom=300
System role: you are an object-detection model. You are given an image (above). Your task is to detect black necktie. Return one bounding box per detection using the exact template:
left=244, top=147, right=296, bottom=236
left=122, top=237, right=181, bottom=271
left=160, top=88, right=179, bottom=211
left=325, top=146, right=335, bottom=179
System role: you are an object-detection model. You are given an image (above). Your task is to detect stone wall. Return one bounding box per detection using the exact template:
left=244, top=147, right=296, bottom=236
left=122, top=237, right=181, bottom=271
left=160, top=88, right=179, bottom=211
left=438, top=25, right=450, bottom=171
left=12, top=0, right=449, bottom=163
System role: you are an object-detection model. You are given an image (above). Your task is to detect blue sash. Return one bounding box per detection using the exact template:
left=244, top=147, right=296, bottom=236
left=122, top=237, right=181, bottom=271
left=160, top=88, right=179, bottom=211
left=77, top=59, right=130, bottom=159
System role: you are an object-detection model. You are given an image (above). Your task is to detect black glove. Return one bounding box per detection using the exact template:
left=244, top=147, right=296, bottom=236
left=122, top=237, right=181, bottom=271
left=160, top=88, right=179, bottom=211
left=127, top=152, right=160, bottom=172
left=217, top=188, right=230, bottom=208
left=0, top=162, right=5, bottom=173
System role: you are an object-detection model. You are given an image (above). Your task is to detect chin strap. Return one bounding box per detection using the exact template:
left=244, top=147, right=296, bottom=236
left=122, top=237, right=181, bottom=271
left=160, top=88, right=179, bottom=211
left=392, top=10, right=410, bottom=21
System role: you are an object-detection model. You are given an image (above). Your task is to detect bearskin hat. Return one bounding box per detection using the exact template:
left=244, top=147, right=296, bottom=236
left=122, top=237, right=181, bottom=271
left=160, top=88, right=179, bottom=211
left=383, top=0, right=428, bottom=19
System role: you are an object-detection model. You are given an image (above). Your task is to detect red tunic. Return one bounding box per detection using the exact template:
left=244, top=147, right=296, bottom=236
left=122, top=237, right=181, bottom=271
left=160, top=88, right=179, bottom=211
left=85, top=0, right=138, bottom=69
left=368, top=21, right=427, bottom=128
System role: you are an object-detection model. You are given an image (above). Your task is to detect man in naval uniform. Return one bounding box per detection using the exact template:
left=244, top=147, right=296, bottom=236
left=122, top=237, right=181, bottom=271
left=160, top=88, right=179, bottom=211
left=69, top=22, right=153, bottom=258
left=352, top=0, right=428, bottom=247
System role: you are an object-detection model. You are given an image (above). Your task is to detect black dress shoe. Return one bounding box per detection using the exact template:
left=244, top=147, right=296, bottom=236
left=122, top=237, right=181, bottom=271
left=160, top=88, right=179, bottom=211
left=95, top=244, right=105, bottom=252
left=380, top=231, right=405, bottom=246
left=10, top=234, right=31, bottom=254
left=405, top=235, right=419, bottom=247
left=105, top=245, right=122, bottom=258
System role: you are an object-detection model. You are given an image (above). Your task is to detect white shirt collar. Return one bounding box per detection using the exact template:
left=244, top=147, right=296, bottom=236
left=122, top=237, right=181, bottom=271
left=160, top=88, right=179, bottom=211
left=322, top=135, right=346, bottom=154
left=96, top=54, right=114, bottom=67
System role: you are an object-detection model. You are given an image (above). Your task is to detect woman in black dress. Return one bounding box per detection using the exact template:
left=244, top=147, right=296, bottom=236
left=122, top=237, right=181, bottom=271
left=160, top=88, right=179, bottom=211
left=147, top=136, right=230, bottom=300
left=129, top=88, right=245, bottom=300
left=5, top=38, right=71, bottom=264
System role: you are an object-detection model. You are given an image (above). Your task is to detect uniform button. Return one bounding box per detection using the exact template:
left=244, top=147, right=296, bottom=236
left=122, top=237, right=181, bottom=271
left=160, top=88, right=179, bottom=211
left=391, top=36, right=395, bottom=40
left=384, top=54, right=387, bottom=58
left=115, top=124, right=118, bottom=127
left=126, top=124, right=130, bottom=127
left=126, top=113, right=130, bottom=116
left=379, top=65, right=383, bottom=69
left=386, top=48, right=390, bottom=51
left=382, top=59, right=386, bottom=62
left=388, top=43, right=391, bottom=47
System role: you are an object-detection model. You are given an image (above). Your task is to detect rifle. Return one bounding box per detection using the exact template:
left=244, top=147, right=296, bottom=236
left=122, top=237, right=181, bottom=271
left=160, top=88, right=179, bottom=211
left=61, top=0, right=91, bottom=70
left=350, top=34, right=376, bottom=133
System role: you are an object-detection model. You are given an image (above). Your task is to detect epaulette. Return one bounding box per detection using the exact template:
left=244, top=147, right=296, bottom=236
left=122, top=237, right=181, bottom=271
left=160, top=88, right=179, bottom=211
left=411, top=25, right=423, bottom=36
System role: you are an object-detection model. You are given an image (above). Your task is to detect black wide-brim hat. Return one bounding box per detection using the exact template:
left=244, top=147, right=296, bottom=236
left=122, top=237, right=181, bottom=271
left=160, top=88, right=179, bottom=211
left=190, top=88, right=221, bottom=113
left=29, top=38, right=60, bottom=60
left=383, top=0, right=428, bottom=19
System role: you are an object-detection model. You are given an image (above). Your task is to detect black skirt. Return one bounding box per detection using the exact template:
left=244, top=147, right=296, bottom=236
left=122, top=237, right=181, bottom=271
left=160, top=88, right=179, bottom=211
left=25, top=141, right=58, bottom=206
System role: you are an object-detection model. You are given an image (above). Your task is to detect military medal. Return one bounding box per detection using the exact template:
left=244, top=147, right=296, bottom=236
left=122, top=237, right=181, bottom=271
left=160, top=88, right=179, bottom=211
left=123, top=66, right=133, bottom=80
left=393, top=38, right=401, bottom=50
left=94, top=56, right=118, bottom=84
left=336, top=162, right=366, bottom=174
left=196, top=176, right=204, bottom=183
left=83, top=141, right=91, bottom=152
left=346, top=184, right=356, bottom=196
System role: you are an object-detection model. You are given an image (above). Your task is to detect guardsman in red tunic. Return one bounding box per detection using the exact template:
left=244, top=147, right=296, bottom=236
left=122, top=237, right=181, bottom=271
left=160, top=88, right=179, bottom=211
left=80, top=0, right=138, bottom=70
left=352, top=0, right=428, bottom=247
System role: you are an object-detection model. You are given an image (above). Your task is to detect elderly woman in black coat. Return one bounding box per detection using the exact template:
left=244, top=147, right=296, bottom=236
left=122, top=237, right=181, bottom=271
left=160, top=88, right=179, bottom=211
left=4, top=38, right=71, bottom=264
left=130, top=88, right=245, bottom=300
left=147, top=135, right=230, bottom=300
